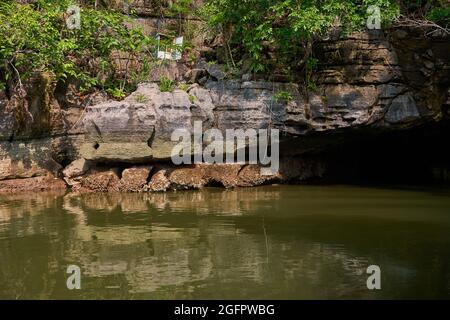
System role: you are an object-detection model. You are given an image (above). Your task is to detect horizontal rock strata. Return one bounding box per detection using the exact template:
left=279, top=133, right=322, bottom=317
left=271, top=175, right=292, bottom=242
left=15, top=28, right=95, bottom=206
left=0, top=28, right=449, bottom=192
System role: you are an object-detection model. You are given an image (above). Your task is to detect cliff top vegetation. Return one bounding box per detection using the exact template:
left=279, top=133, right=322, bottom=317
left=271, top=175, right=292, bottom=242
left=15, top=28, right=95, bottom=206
left=0, top=0, right=448, bottom=98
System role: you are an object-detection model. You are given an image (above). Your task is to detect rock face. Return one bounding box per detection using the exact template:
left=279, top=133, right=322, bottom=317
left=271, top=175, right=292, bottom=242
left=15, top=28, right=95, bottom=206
left=0, top=73, right=69, bottom=190
left=0, top=70, right=97, bottom=191
left=118, top=167, right=152, bottom=192
left=80, top=83, right=193, bottom=162
left=0, top=176, right=66, bottom=193
left=80, top=31, right=450, bottom=162
left=1, top=28, right=449, bottom=192
left=76, top=159, right=325, bottom=192
left=314, top=30, right=450, bottom=128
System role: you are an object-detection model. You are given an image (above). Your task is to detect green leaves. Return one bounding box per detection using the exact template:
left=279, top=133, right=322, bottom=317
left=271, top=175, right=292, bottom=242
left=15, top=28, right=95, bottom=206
left=274, top=90, right=293, bottom=103
left=201, top=0, right=403, bottom=74
left=0, top=0, right=155, bottom=95
left=427, top=7, right=450, bottom=26
left=159, top=76, right=175, bottom=93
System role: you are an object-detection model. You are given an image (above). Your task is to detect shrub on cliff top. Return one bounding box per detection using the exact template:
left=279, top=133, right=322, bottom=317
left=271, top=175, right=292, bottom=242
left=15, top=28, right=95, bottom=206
left=0, top=0, right=156, bottom=96
left=200, top=0, right=449, bottom=76
left=200, top=0, right=401, bottom=74
left=427, top=7, right=450, bottom=26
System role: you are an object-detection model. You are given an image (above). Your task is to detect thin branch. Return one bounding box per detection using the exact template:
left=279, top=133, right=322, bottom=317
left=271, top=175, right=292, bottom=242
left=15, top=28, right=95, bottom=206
left=8, top=60, right=23, bottom=90
left=394, top=17, right=450, bottom=36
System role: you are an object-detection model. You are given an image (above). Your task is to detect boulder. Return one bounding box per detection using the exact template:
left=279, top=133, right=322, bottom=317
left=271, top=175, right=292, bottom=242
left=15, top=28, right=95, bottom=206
left=148, top=169, right=172, bottom=192
left=80, top=83, right=195, bottom=163
left=80, top=169, right=121, bottom=192
left=118, top=166, right=152, bottom=192
left=385, top=94, right=420, bottom=124
left=63, top=158, right=91, bottom=179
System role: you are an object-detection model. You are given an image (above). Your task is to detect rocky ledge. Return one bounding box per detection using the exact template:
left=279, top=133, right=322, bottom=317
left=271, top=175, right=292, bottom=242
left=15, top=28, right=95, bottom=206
left=0, top=29, right=449, bottom=192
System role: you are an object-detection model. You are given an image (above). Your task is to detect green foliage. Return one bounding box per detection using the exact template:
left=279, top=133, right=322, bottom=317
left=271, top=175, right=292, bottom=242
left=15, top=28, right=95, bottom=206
left=200, top=0, right=401, bottom=74
left=305, top=57, right=318, bottom=91
left=223, top=64, right=240, bottom=79
left=170, top=0, right=194, bottom=15
left=131, top=57, right=154, bottom=85
left=178, top=83, right=190, bottom=91
left=159, top=76, right=175, bottom=92
left=135, top=92, right=150, bottom=103
left=427, top=7, right=450, bottom=26
left=1, top=0, right=446, bottom=97
left=0, top=0, right=156, bottom=95
left=136, top=0, right=194, bottom=17
left=397, top=0, right=447, bottom=15
left=189, top=94, right=197, bottom=103
left=106, top=87, right=126, bottom=99
left=274, top=90, right=293, bottom=103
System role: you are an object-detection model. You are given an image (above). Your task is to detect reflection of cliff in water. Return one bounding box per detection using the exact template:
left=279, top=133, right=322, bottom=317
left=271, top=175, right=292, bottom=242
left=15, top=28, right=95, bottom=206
left=1, top=186, right=450, bottom=299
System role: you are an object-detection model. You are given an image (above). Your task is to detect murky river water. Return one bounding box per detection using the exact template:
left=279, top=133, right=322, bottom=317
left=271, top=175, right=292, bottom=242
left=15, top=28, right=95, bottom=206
left=0, top=185, right=450, bottom=299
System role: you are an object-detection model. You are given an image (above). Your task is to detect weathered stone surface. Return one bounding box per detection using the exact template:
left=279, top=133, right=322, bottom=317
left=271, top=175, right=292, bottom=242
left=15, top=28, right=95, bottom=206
left=118, top=166, right=152, bottom=192
left=63, top=158, right=91, bottom=179
left=148, top=169, right=172, bottom=192
left=80, top=169, right=121, bottom=192
left=0, top=139, right=62, bottom=180
left=148, top=164, right=248, bottom=191
left=143, top=162, right=320, bottom=192
left=79, top=42, right=449, bottom=164
left=204, top=80, right=294, bottom=131
left=0, top=71, right=91, bottom=191
left=0, top=176, right=66, bottom=193
left=167, top=165, right=210, bottom=190
left=387, top=28, right=450, bottom=120
left=80, top=83, right=195, bottom=162
left=197, top=60, right=226, bottom=80
left=185, top=68, right=207, bottom=83
left=0, top=72, right=68, bottom=141
left=236, top=164, right=278, bottom=187
left=62, top=158, right=91, bottom=190
left=188, top=84, right=216, bottom=126
left=385, top=94, right=420, bottom=124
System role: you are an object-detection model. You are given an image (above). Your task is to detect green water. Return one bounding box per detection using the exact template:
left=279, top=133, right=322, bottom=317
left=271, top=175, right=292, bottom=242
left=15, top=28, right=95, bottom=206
left=1, top=185, right=450, bottom=299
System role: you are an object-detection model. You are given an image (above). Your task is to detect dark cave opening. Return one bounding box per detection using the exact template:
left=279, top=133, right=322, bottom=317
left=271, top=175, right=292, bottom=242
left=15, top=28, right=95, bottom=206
left=320, top=120, right=450, bottom=185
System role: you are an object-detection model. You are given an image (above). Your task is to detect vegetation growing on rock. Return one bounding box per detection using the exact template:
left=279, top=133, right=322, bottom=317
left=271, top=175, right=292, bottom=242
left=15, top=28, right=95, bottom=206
left=0, top=0, right=448, bottom=98
left=200, top=0, right=449, bottom=79
left=0, top=0, right=156, bottom=98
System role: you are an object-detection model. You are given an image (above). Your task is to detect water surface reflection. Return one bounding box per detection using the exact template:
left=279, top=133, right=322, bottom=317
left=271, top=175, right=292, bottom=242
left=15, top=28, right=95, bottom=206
left=0, top=186, right=450, bottom=299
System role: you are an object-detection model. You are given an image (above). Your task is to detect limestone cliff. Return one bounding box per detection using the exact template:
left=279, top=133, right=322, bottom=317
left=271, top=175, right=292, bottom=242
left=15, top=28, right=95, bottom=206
left=0, top=26, right=449, bottom=192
